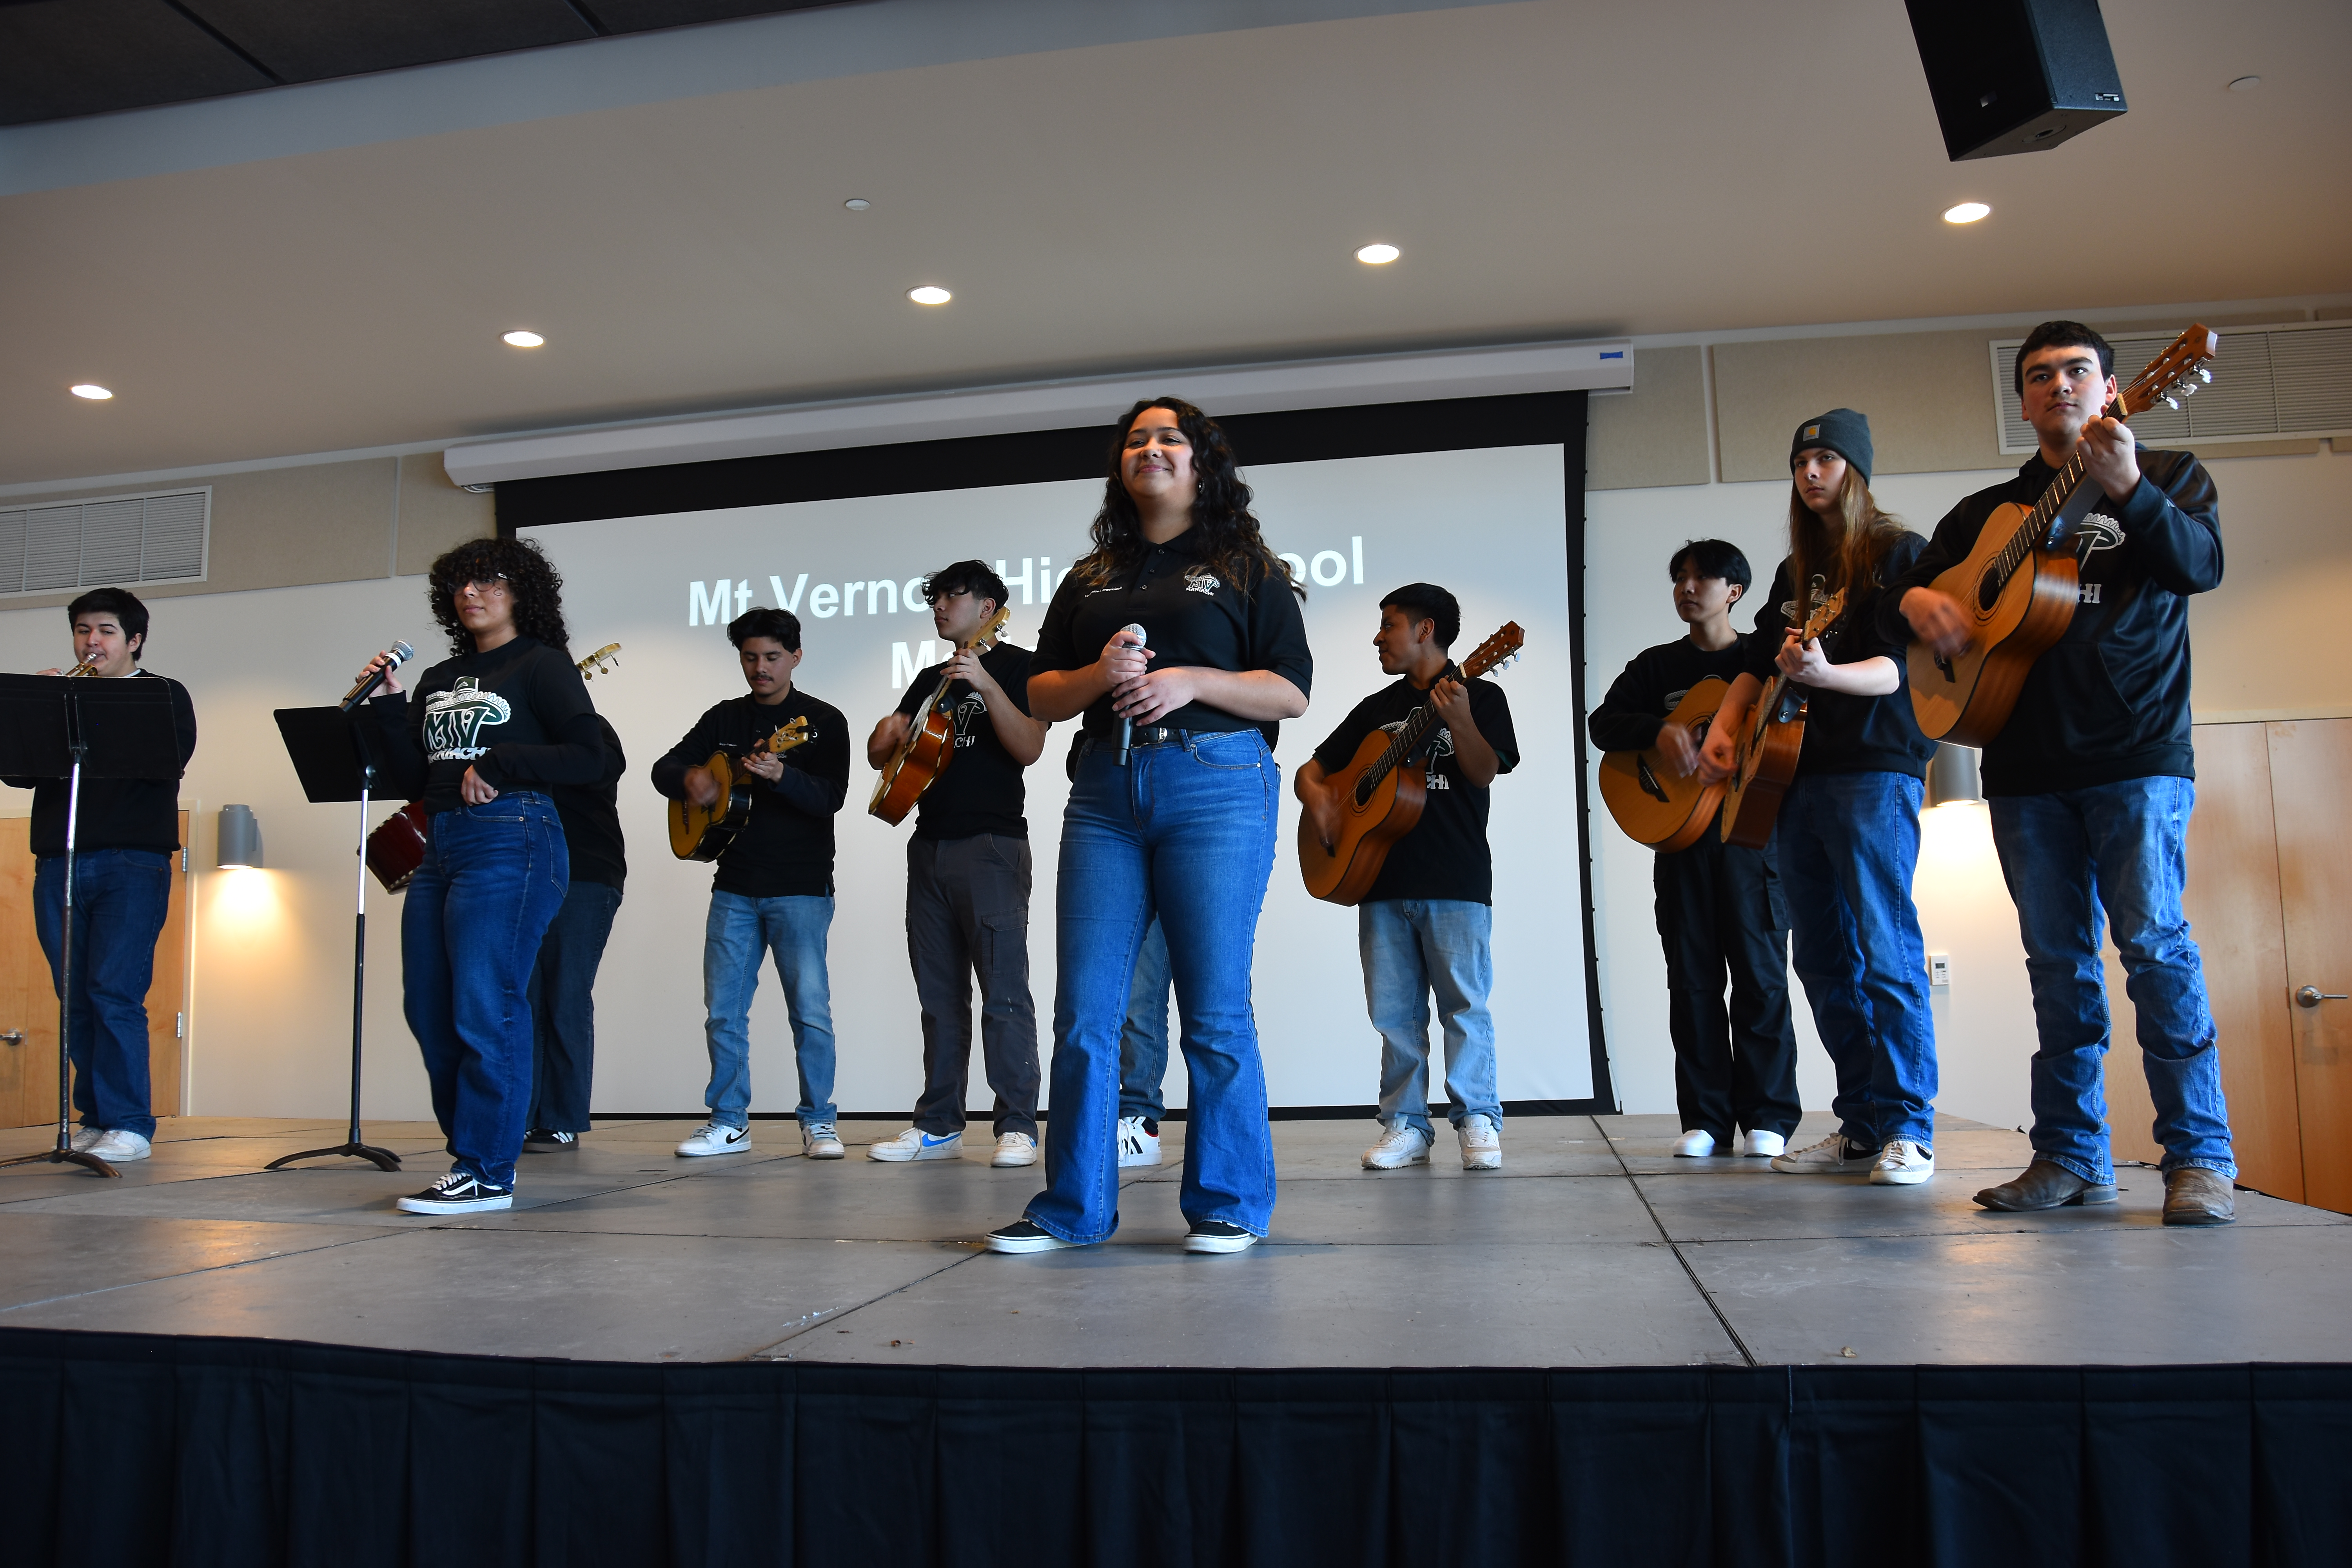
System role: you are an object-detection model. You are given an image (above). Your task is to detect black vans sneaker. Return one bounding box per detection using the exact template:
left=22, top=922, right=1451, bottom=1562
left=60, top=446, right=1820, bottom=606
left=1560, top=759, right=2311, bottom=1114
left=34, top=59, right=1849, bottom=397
left=1183, top=1220, right=1259, bottom=1255
left=522, top=1129, right=577, bottom=1152
left=397, top=1170, right=514, bottom=1214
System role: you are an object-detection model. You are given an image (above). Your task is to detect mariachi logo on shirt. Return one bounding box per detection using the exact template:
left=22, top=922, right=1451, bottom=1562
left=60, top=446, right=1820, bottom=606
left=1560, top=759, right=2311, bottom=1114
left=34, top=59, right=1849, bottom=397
left=948, top=691, right=989, bottom=750
left=2071, top=514, right=2127, bottom=604
left=1183, top=566, right=1222, bottom=596
left=1381, top=717, right=1454, bottom=791
left=421, top=677, right=512, bottom=763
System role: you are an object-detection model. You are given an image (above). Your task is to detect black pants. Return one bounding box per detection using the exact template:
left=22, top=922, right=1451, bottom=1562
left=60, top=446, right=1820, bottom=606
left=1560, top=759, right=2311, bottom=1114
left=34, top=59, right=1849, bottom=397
left=906, top=834, right=1040, bottom=1138
left=1654, top=834, right=1800, bottom=1142
left=526, top=879, right=623, bottom=1134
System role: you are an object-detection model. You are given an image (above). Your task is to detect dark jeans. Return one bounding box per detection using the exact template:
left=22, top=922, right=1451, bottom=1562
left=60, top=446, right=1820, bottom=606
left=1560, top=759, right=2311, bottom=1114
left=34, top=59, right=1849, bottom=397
left=1654, top=834, right=1801, bottom=1143
left=33, top=848, right=171, bottom=1138
left=1117, top=916, right=1171, bottom=1122
left=402, top=795, right=569, bottom=1188
left=906, top=833, right=1040, bottom=1138
left=526, top=878, right=623, bottom=1135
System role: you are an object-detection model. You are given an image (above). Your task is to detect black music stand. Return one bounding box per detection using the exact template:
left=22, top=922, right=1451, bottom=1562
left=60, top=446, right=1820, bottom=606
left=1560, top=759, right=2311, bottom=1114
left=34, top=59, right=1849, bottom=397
left=266, top=706, right=402, bottom=1172
left=0, top=672, right=185, bottom=1178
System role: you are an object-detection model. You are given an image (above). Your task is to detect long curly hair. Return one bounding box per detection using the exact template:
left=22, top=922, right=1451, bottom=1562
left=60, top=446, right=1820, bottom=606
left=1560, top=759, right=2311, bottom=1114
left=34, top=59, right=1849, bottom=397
left=427, top=537, right=570, bottom=657
left=1071, top=398, right=1305, bottom=600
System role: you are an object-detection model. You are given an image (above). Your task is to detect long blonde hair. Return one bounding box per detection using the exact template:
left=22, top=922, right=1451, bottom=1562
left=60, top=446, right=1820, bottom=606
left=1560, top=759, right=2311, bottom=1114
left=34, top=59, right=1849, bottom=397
left=1787, top=465, right=1906, bottom=614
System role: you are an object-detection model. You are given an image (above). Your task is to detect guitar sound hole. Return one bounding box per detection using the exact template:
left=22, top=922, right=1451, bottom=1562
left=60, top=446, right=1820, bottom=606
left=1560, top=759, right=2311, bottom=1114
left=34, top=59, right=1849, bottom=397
left=1977, top=572, right=2001, bottom=613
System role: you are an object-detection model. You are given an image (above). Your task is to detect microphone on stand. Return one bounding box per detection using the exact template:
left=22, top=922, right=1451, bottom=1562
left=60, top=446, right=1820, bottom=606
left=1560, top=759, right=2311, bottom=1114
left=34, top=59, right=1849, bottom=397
left=341, top=640, right=415, bottom=711
left=1114, top=623, right=1147, bottom=766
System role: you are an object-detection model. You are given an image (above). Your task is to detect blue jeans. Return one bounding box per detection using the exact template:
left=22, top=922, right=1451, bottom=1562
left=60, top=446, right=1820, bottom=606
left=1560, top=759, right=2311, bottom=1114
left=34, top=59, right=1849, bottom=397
left=703, top=891, right=836, bottom=1128
left=1028, top=731, right=1281, bottom=1243
left=1777, top=771, right=1938, bottom=1149
left=1118, top=916, right=1171, bottom=1122
left=527, top=879, right=624, bottom=1133
left=402, top=796, right=570, bottom=1188
left=34, top=849, right=172, bottom=1138
left=1360, top=899, right=1501, bottom=1136
left=1989, top=778, right=2234, bottom=1183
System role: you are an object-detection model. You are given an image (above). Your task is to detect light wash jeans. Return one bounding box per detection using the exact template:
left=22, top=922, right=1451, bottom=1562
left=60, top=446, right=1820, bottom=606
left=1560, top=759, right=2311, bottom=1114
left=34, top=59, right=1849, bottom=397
left=1360, top=898, right=1501, bottom=1136
left=1988, top=777, right=2234, bottom=1183
left=702, top=891, right=836, bottom=1129
left=1026, top=731, right=1280, bottom=1243
left=1776, top=770, right=1939, bottom=1150
left=1118, top=916, right=1172, bottom=1122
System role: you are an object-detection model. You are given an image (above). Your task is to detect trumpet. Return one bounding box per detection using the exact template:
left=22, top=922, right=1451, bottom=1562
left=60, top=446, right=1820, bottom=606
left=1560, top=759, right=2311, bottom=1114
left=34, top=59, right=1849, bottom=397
left=63, top=655, right=99, bottom=677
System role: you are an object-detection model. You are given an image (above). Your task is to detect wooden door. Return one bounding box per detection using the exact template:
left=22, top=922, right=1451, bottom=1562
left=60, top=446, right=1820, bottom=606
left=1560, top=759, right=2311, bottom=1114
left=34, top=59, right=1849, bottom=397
left=0, top=812, right=189, bottom=1128
left=2266, top=719, right=2352, bottom=1212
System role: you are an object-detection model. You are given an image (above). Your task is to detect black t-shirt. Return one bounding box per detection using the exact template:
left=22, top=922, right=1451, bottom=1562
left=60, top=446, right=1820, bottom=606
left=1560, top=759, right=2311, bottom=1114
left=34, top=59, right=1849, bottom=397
left=370, top=637, right=606, bottom=815
left=554, top=717, right=628, bottom=891
left=1742, top=540, right=1937, bottom=781
left=1588, top=635, right=1755, bottom=755
left=1031, top=532, right=1313, bottom=749
left=652, top=689, right=851, bottom=899
left=893, top=642, right=1034, bottom=842
left=1312, top=675, right=1519, bottom=904
left=3, top=669, right=197, bottom=857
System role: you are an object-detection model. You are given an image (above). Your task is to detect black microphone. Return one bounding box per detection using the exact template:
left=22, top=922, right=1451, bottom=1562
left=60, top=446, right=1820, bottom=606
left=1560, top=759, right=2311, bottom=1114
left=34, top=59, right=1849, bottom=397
left=341, top=640, right=415, bottom=711
left=1114, top=623, right=1147, bottom=766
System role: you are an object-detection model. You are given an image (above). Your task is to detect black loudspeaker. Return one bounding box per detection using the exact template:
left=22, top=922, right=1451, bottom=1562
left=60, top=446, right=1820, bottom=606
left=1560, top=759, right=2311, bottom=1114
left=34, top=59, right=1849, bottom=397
left=1904, top=0, right=2127, bottom=161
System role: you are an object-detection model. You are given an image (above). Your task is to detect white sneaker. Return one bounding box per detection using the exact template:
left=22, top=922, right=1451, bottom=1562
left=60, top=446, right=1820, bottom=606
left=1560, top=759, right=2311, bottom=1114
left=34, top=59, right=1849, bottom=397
left=1671, top=1129, right=1717, bottom=1158
left=675, top=1121, right=751, bottom=1157
left=991, top=1131, right=1038, bottom=1168
left=1361, top=1123, right=1432, bottom=1170
left=1740, top=1129, right=1787, bottom=1159
left=87, top=1129, right=151, bottom=1162
left=1769, top=1133, right=1876, bottom=1174
left=1458, top=1114, right=1502, bottom=1171
left=802, top=1122, right=846, bottom=1160
left=1116, top=1115, right=1163, bottom=1168
left=867, top=1127, right=963, bottom=1162
left=69, top=1126, right=104, bottom=1152
left=1869, top=1139, right=1936, bottom=1185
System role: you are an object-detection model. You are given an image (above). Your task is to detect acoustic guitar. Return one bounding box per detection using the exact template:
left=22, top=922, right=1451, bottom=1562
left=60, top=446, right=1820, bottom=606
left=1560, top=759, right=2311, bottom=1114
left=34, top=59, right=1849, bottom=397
left=668, top=714, right=812, bottom=861
left=1907, top=325, right=2220, bottom=746
left=1719, top=588, right=1848, bottom=849
left=1297, top=622, right=1524, bottom=906
left=1598, top=677, right=1730, bottom=852
left=869, top=604, right=1013, bottom=826
left=367, top=641, right=624, bottom=893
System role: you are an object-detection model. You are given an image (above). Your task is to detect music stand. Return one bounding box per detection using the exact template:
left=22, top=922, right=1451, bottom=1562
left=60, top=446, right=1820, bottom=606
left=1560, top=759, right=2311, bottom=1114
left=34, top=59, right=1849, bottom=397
left=0, top=673, right=185, bottom=1178
left=265, top=706, right=402, bottom=1172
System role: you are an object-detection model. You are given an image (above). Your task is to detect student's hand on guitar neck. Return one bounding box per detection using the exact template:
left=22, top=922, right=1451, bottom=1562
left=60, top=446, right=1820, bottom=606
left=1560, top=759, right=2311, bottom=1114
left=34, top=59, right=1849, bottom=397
left=1775, top=631, right=1837, bottom=686
left=683, top=765, right=722, bottom=808
left=741, top=750, right=786, bottom=784
left=2078, top=414, right=2142, bottom=501
left=1900, top=587, right=1973, bottom=660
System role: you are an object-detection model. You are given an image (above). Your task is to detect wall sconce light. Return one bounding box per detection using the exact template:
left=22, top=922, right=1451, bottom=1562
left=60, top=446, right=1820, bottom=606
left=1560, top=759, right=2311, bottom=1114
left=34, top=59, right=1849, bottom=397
left=1924, top=744, right=1983, bottom=809
left=217, top=804, right=264, bottom=869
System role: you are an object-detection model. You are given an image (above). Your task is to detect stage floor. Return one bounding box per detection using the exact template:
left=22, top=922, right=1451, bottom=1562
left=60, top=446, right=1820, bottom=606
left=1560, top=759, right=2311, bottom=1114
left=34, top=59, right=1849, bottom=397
left=3, top=1112, right=2347, bottom=1368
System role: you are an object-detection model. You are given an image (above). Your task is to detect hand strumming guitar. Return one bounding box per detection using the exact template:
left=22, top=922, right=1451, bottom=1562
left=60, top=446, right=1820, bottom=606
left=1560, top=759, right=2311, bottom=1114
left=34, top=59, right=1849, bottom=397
left=1653, top=721, right=1699, bottom=779
left=682, top=764, right=722, bottom=808
left=1899, top=587, right=1973, bottom=660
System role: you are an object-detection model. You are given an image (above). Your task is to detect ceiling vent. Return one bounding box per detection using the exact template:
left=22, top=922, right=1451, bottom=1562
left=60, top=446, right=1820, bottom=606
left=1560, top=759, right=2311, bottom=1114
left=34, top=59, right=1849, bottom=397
left=0, top=488, right=209, bottom=597
left=1993, top=321, right=2352, bottom=456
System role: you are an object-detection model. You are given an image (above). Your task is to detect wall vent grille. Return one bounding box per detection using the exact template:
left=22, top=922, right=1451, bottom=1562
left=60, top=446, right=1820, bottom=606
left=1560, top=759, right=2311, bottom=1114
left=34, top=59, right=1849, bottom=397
left=0, top=488, right=210, bottom=597
left=1993, top=321, right=2352, bottom=456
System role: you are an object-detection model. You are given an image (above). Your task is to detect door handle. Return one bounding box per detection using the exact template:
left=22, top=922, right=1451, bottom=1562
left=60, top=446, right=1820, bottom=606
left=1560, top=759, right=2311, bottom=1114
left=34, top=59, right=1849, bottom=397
left=2296, top=986, right=2348, bottom=1009
left=0, top=1030, right=22, bottom=1046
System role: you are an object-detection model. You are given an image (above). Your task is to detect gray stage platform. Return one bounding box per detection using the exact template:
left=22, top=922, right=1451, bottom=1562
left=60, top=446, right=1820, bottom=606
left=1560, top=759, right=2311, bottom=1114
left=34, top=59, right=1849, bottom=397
left=3, top=1112, right=2346, bottom=1368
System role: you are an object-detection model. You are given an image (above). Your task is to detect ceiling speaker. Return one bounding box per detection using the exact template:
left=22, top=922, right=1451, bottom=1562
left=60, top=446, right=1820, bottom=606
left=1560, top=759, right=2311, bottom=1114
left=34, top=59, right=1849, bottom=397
left=1904, top=0, right=2128, bottom=161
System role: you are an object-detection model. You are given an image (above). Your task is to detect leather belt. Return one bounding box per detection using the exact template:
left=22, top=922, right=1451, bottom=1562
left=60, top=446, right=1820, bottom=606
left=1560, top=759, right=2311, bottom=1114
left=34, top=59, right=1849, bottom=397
left=1082, top=727, right=1186, bottom=755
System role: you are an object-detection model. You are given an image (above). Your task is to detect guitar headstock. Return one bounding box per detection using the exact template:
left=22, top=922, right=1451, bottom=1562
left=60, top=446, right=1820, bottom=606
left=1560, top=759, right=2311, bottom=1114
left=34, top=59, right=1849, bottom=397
left=576, top=642, right=622, bottom=679
left=1800, top=588, right=1848, bottom=642
left=2116, top=325, right=2219, bottom=419
left=1459, top=622, right=1526, bottom=681
left=767, top=714, right=812, bottom=753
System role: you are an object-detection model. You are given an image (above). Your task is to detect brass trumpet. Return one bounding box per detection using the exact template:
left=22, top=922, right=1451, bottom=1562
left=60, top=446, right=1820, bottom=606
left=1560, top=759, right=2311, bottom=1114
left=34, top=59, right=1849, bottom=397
left=63, top=655, right=100, bottom=677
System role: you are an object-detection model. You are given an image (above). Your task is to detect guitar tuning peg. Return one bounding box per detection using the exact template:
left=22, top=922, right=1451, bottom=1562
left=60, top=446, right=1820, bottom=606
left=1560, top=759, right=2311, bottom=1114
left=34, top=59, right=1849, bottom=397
left=2178, top=380, right=2197, bottom=396
left=2198, top=367, right=2212, bottom=383
left=2163, top=395, right=2179, bottom=410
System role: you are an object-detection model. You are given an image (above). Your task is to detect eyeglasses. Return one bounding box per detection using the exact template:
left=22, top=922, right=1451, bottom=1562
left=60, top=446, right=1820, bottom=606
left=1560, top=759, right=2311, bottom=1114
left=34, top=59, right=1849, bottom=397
left=459, top=575, right=511, bottom=595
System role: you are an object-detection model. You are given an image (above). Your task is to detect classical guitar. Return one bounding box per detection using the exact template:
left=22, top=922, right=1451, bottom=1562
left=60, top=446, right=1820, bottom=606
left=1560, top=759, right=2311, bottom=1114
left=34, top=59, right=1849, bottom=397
left=1719, top=588, right=1848, bottom=849
left=367, top=641, right=624, bottom=893
left=869, top=604, right=1013, bottom=826
left=667, top=713, right=812, bottom=862
left=1598, top=676, right=1731, bottom=852
left=1297, top=622, right=1524, bottom=906
left=1907, top=325, right=2220, bottom=746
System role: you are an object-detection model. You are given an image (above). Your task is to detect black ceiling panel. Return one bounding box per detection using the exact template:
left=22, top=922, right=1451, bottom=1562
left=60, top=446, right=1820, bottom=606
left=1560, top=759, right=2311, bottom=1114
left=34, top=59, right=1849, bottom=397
left=181, top=0, right=597, bottom=84
left=581, top=0, right=846, bottom=34
left=0, top=0, right=276, bottom=125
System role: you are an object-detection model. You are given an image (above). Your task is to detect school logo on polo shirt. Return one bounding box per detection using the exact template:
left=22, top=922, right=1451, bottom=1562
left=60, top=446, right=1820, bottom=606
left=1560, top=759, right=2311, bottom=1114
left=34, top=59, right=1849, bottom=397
left=422, top=676, right=512, bottom=763
left=1184, top=566, right=1221, bottom=595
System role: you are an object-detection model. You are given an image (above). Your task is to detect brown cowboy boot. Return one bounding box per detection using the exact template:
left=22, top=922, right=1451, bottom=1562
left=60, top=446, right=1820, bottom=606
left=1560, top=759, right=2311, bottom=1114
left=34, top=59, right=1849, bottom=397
left=1973, top=1159, right=2117, bottom=1211
left=2162, top=1167, right=2236, bottom=1226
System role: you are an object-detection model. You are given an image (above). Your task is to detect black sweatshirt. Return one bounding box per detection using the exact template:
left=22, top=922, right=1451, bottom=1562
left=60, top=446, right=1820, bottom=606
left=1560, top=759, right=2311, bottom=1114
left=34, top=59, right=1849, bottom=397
left=367, top=637, right=606, bottom=814
left=1878, top=446, right=2221, bottom=797
left=653, top=689, right=851, bottom=899
left=893, top=642, right=1034, bottom=842
left=555, top=717, right=628, bottom=891
left=4, top=670, right=197, bottom=857
left=1588, top=636, right=1756, bottom=755
left=1745, top=535, right=1938, bottom=781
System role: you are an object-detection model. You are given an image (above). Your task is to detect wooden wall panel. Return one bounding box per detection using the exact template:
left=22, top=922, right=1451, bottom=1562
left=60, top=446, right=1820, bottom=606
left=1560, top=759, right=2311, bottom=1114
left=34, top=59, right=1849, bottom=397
left=2266, top=719, right=2352, bottom=1212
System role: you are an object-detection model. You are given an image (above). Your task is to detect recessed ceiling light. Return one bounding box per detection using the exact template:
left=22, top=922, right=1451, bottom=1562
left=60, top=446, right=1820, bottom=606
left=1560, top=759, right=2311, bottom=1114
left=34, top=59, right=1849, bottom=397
left=907, top=285, right=952, bottom=305
left=844, top=198, right=871, bottom=211
left=1354, top=243, right=1401, bottom=265
left=1943, top=202, right=1991, bottom=224
left=2228, top=75, right=2261, bottom=92
left=70, top=383, right=114, bottom=400
left=502, top=330, right=545, bottom=348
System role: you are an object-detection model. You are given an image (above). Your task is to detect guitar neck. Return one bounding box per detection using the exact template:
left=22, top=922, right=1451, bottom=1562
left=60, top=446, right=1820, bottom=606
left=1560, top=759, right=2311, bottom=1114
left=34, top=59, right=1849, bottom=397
left=2004, top=391, right=2127, bottom=565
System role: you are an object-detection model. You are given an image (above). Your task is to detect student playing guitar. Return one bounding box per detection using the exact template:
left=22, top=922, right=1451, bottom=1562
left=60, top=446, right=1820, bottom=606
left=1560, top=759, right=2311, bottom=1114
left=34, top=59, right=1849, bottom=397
left=1297, top=583, right=1519, bottom=1173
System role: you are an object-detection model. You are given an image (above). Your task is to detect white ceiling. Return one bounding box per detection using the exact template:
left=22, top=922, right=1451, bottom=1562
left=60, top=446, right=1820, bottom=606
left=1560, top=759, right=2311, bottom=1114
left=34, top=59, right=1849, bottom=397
left=2, top=0, right=2346, bottom=488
